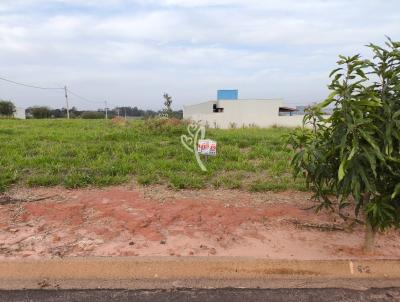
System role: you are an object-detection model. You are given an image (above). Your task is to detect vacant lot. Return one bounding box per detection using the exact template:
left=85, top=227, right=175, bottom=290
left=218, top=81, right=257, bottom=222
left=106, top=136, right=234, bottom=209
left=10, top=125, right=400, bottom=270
left=0, top=119, right=305, bottom=192
left=1, top=120, right=399, bottom=260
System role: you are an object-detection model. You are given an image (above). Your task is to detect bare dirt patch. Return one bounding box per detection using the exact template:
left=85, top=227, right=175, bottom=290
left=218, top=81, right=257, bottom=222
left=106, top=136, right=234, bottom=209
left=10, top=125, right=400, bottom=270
left=0, top=185, right=399, bottom=259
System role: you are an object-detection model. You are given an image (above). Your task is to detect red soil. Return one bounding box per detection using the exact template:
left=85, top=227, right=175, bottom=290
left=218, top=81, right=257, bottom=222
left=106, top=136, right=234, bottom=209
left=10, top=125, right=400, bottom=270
left=0, top=186, right=399, bottom=259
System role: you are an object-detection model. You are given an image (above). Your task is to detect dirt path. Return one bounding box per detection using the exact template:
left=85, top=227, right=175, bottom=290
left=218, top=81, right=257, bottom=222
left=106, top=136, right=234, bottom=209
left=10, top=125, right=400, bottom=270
left=0, top=185, right=399, bottom=259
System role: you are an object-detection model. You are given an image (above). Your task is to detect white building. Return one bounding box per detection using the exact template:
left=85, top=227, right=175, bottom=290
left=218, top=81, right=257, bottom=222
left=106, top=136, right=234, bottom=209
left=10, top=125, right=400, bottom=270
left=183, top=91, right=303, bottom=128
left=14, top=107, right=26, bottom=119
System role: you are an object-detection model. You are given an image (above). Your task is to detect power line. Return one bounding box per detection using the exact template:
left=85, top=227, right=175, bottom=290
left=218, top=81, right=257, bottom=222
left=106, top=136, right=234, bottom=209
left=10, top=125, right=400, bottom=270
left=66, top=88, right=104, bottom=105
left=66, top=88, right=120, bottom=109
left=0, top=74, right=120, bottom=110
left=0, top=76, right=63, bottom=90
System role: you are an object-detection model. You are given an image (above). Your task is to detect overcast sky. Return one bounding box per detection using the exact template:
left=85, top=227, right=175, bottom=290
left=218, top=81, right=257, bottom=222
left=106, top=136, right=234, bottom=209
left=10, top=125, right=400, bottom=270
left=0, top=0, right=399, bottom=110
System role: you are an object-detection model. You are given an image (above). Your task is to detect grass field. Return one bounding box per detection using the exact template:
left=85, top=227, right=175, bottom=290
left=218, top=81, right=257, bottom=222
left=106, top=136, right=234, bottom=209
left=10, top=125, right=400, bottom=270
left=0, top=119, right=305, bottom=192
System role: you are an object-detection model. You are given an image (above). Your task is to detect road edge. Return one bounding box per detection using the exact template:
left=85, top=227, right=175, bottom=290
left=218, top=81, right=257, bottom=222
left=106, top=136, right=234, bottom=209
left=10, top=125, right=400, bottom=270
left=0, top=257, right=399, bottom=290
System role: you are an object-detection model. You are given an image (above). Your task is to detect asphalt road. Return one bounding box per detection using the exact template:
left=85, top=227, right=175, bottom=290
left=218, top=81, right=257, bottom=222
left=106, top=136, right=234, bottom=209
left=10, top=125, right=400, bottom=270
left=1, top=288, right=400, bottom=302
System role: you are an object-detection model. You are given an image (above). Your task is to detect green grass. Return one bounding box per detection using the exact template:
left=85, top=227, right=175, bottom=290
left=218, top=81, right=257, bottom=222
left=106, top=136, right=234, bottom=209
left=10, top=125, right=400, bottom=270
left=0, top=119, right=306, bottom=192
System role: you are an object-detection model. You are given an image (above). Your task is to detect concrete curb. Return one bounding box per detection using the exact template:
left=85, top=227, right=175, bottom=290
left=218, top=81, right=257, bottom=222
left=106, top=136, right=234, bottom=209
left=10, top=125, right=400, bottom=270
left=0, top=257, right=399, bottom=290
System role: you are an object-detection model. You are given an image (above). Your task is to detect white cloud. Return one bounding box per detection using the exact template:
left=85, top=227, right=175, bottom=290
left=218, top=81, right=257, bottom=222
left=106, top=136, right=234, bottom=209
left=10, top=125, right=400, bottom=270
left=0, top=0, right=399, bottom=109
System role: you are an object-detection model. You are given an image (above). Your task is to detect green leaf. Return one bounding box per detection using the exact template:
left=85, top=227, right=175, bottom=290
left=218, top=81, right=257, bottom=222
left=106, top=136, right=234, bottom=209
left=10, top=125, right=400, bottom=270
left=361, top=146, right=377, bottom=178
left=329, top=68, right=343, bottom=78
left=391, top=184, right=400, bottom=199
left=356, top=69, right=367, bottom=79
left=347, top=146, right=357, bottom=160
left=317, top=91, right=338, bottom=109
left=393, top=110, right=400, bottom=120
left=360, top=130, right=381, bottom=154
left=357, top=99, right=382, bottom=107
left=338, top=159, right=347, bottom=181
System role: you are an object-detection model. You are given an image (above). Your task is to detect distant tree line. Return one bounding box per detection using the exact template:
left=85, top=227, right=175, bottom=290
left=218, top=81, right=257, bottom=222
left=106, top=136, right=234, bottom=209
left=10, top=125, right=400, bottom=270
left=23, top=106, right=182, bottom=119
left=2, top=94, right=183, bottom=120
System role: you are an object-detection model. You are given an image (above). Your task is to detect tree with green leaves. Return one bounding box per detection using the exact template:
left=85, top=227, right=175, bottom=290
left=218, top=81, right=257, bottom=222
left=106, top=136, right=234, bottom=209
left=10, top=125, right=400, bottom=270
left=28, top=106, right=51, bottom=119
left=288, top=38, right=400, bottom=252
left=163, top=93, right=173, bottom=117
left=0, top=100, right=16, bottom=117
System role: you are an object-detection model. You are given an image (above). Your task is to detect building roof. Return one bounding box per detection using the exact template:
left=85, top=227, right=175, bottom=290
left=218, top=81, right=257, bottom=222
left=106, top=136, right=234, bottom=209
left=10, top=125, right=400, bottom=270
left=279, top=106, right=298, bottom=112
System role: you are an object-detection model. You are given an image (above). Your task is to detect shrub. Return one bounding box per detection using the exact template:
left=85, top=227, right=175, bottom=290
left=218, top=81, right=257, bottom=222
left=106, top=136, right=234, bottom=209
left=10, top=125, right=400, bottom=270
left=81, top=111, right=105, bottom=119
left=111, top=116, right=128, bottom=126
left=28, top=106, right=51, bottom=119
left=0, top=100, right=16, bottom=117
left=289, top=38, right=400, bottom=252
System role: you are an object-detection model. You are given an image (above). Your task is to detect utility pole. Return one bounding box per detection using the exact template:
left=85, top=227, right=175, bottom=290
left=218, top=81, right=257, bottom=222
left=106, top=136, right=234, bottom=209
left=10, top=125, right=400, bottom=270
left=105, top=101, right=108, bottom=119
left=64, top=85, right=70, bottom=119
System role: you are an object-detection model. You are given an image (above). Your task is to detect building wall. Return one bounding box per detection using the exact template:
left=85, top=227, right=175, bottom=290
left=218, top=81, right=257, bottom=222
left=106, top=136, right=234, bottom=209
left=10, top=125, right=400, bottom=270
left=184, top=99, right=307, bottom=128
left=183, top=101, right=215, bottom=116
left=215, top=99, right=282, bottom=128
left=275, top=115, right=304, bottom=127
